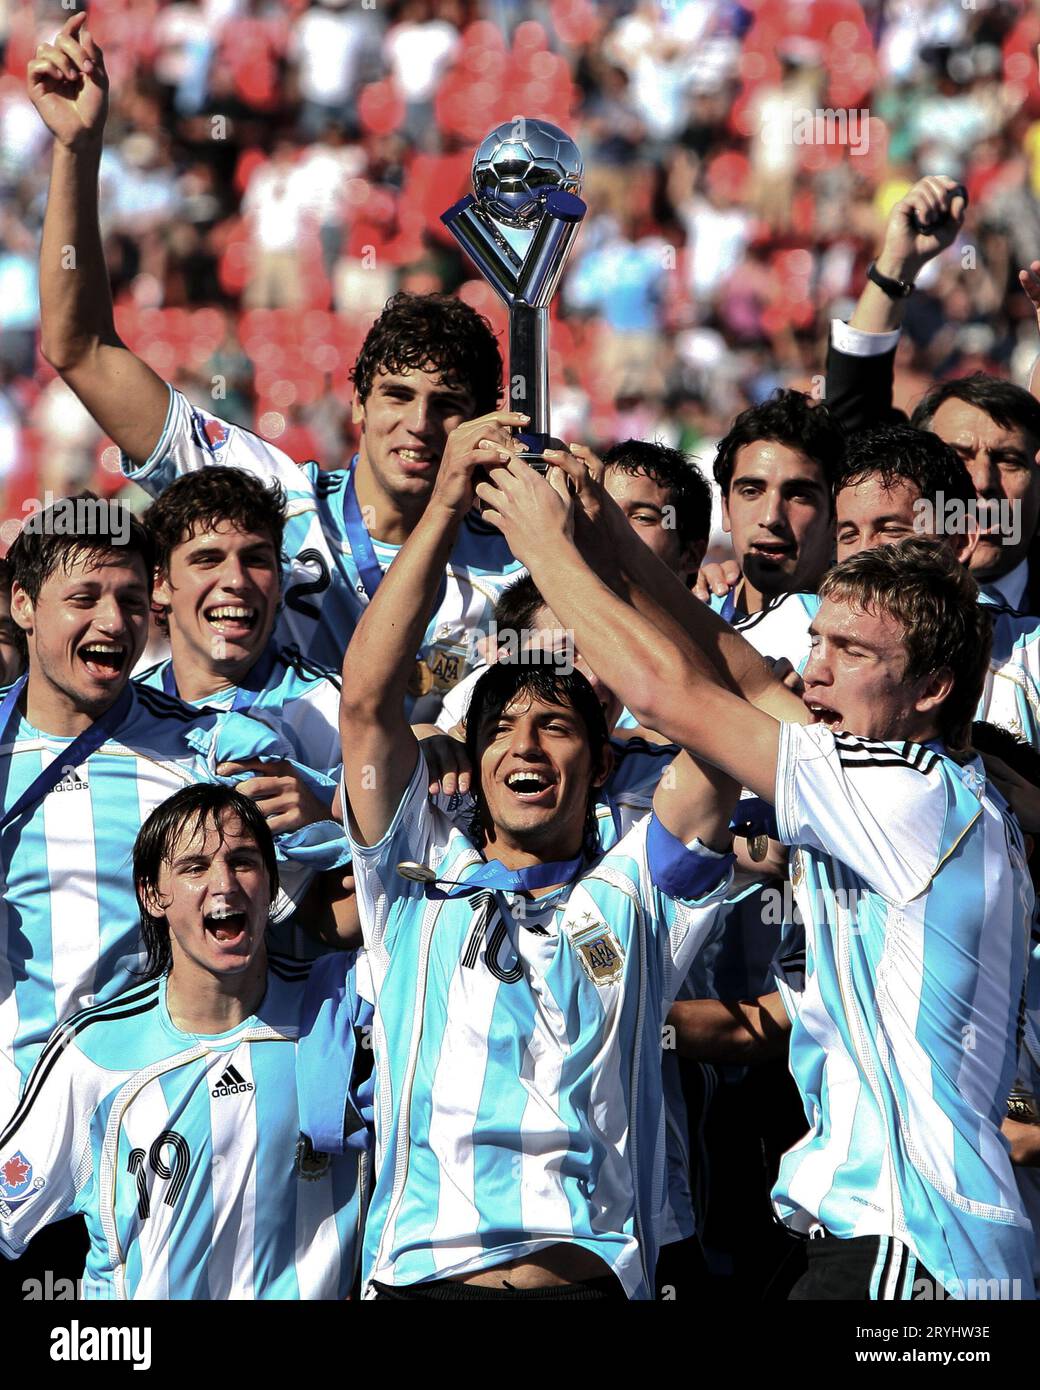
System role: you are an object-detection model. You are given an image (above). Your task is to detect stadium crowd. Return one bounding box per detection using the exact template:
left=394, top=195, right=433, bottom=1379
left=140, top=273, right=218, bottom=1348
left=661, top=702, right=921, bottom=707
left=1, top=0, right=1040, bottom=1305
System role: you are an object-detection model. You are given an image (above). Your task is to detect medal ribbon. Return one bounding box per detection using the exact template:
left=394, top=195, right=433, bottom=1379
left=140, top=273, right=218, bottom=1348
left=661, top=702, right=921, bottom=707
left=0, top=677, right=134, bottom=834
left=421, top=852, right=585, bottom=900
left=160, top=642, right=279, bottom=714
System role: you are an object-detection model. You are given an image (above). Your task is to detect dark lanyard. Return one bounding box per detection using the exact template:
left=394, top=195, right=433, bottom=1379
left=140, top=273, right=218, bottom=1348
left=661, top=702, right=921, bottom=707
left=0, top=678, right=133, bottom=835
left=422, top=853, right=585, bottom=901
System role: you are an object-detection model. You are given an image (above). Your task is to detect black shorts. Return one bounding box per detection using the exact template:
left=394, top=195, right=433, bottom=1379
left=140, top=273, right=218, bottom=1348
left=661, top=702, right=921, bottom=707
left=788, top=1233, right=942, bottom=1301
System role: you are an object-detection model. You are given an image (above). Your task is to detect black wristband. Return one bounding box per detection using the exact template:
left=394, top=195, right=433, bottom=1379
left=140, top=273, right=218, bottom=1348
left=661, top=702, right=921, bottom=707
left=866, top=260, right=915, bottom=300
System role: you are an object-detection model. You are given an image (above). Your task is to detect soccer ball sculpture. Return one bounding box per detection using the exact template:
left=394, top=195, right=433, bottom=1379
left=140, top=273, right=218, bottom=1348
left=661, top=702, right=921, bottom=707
left=472, top=120, right=584, bottom=229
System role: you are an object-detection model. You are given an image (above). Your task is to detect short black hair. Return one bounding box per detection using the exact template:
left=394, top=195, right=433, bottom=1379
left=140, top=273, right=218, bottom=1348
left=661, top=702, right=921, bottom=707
left=133, top=784, right=278, bottom=980
left=971, top=720, right=1040, bottom=786
left=351, top=292, right=502, bottom=416
left=834, top=425, right=976, bottom=510
left=493, top=574, right=546, bottom=634
left=602, top=439, right=712, bottom=549
left=912, top=373, right=1040, bottom=450
left=8, top=492, right=155, bottom=604
left=0, top=558, right=11, bottom=597
left=463, top=658, right=608, bottom=858
left=143, top=467, right=287, bottom=580
left=713, top=390, right=846, bottom=499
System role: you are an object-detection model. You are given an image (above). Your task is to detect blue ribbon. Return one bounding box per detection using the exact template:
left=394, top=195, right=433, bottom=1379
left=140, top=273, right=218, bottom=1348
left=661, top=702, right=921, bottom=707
left=0, top=677, right=134, bottom=835
left=160, top=642, right=279, bottom=714
left=342, top=456, right=447, bottom=615
left=720, top=587, right=739, bottom=624
left=422, top=853, right=585, bottom=900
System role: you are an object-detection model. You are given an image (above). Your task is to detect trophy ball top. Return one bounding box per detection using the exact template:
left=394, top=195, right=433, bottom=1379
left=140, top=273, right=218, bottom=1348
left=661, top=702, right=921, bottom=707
left=472, top=119, right=584, bottom=230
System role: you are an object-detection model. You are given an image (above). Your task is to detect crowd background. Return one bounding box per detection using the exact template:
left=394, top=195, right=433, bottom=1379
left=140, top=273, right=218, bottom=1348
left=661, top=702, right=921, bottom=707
left=1, top=0, right=1039, bottom=552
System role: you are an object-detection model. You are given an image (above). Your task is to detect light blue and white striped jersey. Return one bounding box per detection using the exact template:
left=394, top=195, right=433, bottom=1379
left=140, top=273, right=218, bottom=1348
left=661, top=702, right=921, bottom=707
left=771, top=722, right=1036, bottom=1298
left=135, top=641, right=342, bottom=778
left=0, top=681, right=345, bottom=1123
left=977, top=593, right=1040, bottom=750
left=707, top=588, right=819, bottom=674
left=121, top=386, right=525, bottom=679
left=350, top=753, right=733, bottom=1298
left=0, top=959, right=368, bottom=1299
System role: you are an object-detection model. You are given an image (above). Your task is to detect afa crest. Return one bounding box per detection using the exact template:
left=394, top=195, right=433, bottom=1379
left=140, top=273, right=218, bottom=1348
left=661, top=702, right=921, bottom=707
left=563, top=912, right=625, bottom=987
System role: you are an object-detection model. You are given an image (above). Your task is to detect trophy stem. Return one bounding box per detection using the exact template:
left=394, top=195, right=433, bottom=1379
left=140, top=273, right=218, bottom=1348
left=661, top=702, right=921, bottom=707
left=510, top=304, right=550, bottom=443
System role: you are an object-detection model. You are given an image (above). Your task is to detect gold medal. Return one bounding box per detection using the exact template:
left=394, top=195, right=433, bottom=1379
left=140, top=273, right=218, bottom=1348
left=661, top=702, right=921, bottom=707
left=747, top=833, right=769, bottom=863
left=408, top=660, right=434, bottom=698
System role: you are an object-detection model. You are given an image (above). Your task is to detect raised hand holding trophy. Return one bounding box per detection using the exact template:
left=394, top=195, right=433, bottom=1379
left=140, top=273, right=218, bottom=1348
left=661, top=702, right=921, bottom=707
left=441, top=119, right=586, bottom=467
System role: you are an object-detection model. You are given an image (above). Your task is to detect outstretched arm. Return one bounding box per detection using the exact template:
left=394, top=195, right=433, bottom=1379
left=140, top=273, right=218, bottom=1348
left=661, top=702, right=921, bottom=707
left=340, top=417, right=524, bottom=845
left=476, top=458, right=787, bottom=801
left=30, top=12, right=169, bottom=464
left=542, top=445, right=805, bottom=724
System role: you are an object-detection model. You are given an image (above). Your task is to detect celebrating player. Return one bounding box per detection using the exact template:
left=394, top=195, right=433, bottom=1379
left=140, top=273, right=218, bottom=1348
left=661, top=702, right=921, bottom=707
left=0, top=784, right=369, bottom=1299
left=29, top=11, right=525, bottom=701
left=477, top=451, right=1036, bottom=1300
left=0, top=494, right=346, bottom=1129
left=339, top=432, right=749, bottom=1300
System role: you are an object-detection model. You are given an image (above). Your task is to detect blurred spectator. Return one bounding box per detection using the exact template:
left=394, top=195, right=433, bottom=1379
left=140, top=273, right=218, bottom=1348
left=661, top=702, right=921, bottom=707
left=290, top=0, right=384, bottom=139
left=241, top=137, right=310, bottom=308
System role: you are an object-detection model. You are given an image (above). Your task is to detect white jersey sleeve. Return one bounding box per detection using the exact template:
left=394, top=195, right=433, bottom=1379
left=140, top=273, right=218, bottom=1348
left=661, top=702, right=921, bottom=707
left=346, top=752, right=452, bottom=957
left=121, top=384, right=317, bottom=506
left=0, top=1032, right=102, bottom=1256
left=598, top=813, right=734, bottom=1004
left=774, top=723, right=980, bottom=905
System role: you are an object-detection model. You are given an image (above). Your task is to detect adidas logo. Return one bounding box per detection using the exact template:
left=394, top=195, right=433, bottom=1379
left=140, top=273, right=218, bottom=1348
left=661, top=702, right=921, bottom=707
left=211, top=1063, right=254, bottom=1098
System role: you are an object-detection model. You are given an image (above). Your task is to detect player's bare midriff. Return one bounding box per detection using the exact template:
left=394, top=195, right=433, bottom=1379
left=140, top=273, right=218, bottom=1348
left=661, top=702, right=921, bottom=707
left=449, top=1243, right=611, bottom=1288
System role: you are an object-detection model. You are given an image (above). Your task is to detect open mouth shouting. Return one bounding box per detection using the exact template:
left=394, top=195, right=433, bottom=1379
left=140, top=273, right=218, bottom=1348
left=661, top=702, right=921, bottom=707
left=79, top=641, right=128, bottom=682
left=204, top=605, right=259, bottom=642
left=203, top=905, right=250, bottom=951
left=804, top=699, right=842, bottom=729
left=504, top=768, right=557, bottom=806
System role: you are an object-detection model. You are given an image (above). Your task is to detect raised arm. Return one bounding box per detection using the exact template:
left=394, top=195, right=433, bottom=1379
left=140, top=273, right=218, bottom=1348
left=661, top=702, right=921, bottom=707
left=542, top=446, right=806, bottom=725
left=476, top=458, right=787, bottom=802
left=30, top=13, right=169, bottom=465
left=340, top=416, right=524, bottom=845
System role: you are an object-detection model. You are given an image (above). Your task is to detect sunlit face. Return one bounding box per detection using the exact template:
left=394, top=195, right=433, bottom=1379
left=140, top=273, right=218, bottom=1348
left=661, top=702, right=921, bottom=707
left=604, top=467, right=704, bottom=580
left=154, top=521, right=280, bottom=681
left=0, top=589, right=25, bottom=687
left=722, top=441, right=833, bottom=597
left=929, top=398, right=1040, bottom=581
left=511, top=603, right=623, bottom=733
left=352, top=367, right=476, bottom=506
left=476, top=690, right=611, bottom=857
left=145, top=812, right=271, bottom=981
left=12, top=550, right=150, bottom=717
left=802, top=596, right=948, bottom=742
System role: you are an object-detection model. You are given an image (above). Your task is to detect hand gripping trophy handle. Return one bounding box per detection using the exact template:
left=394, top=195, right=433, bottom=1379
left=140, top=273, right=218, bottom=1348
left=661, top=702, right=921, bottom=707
left=441, top=126, right=586, bottom=468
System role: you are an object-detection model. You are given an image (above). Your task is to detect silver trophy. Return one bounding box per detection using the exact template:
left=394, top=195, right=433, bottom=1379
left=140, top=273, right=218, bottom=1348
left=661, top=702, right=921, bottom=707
left=442, top=119, right=586, bottom=466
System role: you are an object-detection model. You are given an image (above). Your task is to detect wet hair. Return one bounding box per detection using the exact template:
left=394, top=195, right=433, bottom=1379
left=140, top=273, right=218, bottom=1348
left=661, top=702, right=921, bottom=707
left=8, top=492, right=155, bottom=604
left=602, top=439, right=713, bottom=550
left=911, top=373, right=1040, bottom=450
left=350, top=292, right=502, bottom=415
left=143, top=466, right=287, bottom=578
left=133, top=784, right=278, bottom=980
left=713, top=389, right=846, bottom=500
left=819, top=538, right=991, bottom=751
left=834, top=425, right=975, bottom=510
left=463, top=658, right=609, bottom=858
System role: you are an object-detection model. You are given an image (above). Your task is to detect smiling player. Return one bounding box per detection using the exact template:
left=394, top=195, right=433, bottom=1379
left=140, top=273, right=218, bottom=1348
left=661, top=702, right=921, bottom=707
left=477, top=453, right=1036, bottom=1301
left=339, top=427, right=744, bottom=1300
left=0, top=495, right=347, bottom=1130
left=0, top=784, right=369, bottom=1299
left=29, top=14, right=524, bottom=702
